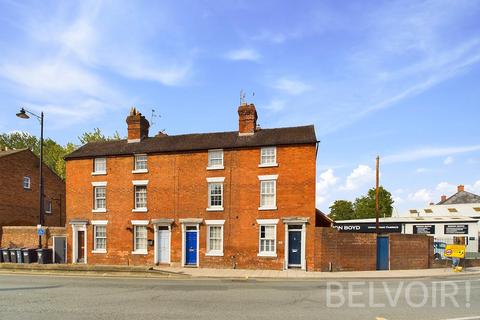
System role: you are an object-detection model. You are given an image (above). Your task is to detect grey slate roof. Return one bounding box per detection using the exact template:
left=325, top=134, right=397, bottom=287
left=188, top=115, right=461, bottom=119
left=437, top=191, right=480, bottom=205
left=0, top=148, right=28, bottom=158
left=65, top=125, right=317, bottom=160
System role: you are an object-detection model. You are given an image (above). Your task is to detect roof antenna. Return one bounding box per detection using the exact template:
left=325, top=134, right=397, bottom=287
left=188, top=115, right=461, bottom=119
left=240, top=89, right=246, bottom=105
left=150, top=109, right=160, bottom=127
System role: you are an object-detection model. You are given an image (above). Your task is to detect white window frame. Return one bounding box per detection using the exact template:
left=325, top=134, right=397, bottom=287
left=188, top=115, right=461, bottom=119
left=23, top=176, right=31, bottom=189
left=132, top=220, right=149, bottom=254
left=259, top=146, right=278, bottom=167
left=133, top=154, right=148, bottom=173
left=92, top=220, right=108, bottom=253
left=44, top=199, right=52, bottom=214
left=258, top=175, right=278, bottom=210
left=92, top=157, right=107, bottom=175
left=207, top=149, right=224, bottom=170
left=206, top=220, right=225, bottom=256
left=92, top=182, right=107, bottom=213
left=257, top=219, right=278, bottom=257
left=207, top=177, right=225, bottom=211
left=132, top=180, right=148, bottom=212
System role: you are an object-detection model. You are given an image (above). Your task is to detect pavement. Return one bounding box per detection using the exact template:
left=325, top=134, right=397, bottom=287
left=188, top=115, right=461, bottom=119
left=1, top=273, right=480, bottom=320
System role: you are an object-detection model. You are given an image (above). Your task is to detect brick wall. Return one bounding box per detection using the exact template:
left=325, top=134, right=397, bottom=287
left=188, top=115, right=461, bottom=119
left=314, top=228, right=434, bottom=271
left=0, top=226, right=66, bottom=248
left=66, top=144, right=316, bottom=269
left=0, top=150, right=65, bottom=227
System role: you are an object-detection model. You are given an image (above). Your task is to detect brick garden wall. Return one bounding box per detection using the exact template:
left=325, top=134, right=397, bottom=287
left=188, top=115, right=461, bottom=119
left=314, top=228, right=434, bottom=271
left=0, top=226, right=67, bottom=248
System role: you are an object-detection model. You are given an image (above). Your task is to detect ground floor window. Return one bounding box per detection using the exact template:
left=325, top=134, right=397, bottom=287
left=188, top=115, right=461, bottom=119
left=207, top=225, right=223, bottom=256
left=134, top=225, right=148, bottom=254
left=93, top=225, right=107, bottom=252
left=259, top=225, right=276, bottom=256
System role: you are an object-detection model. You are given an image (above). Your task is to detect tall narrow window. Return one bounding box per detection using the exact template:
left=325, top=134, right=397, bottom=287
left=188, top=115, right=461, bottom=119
left=260, top=180, right=276, bottom=209
left=134, top=185, right=147, bottom=210
left=207, top=149, right=224, bottom=169
left=208, top=183, right=223, bottom=210
left=93, top=157, right=106, bottom=174
left=94, top=225, right=107, bottom=252
left=23, top=176, right=31, bottom=189
left=94, top=186, right=106, bottom=210
left=134, top=225, right=148, bottom=253
left=134, top=154, right=148, bottom=171
left=207, top=225, right=223, bottom=256
left=260, top=147, right=277, bottom=166
left=259, top=225, right=276, bottom=256
left=44, top=199, right=52, bottom=214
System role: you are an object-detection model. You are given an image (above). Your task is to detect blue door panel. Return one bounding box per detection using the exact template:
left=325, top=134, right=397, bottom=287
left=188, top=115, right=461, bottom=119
left=185, top=231, right=197, bottom=265
left=288, top=231, right=302, bottom=265
left=376, top=237, right=389, bottom=270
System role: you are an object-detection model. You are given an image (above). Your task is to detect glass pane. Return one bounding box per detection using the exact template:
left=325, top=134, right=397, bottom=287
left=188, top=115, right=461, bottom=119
left=208, top=150, right=223, bottom=167
left=135, top=186, right=147, bottom=208
left=94, top=158, right=106, bottom=172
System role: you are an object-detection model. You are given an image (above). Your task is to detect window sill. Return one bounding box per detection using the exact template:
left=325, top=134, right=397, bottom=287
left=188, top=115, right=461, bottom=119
left=91, top=172, right=107, bottom=176
left=257, top=252, right=277, bottom=258
left=206, top=252, right=224, bottom=257
left=92, top=209, right=107, bottom=213
left=206, top=166, right=224, bottom=170
left=206, top=207, right=224, bottom=212
left=132, top=169, right=148, bottom=174
left=92, top=250, right=107, bottom=254
left=132, top=250, right=148, bottom=255
left=258, top=206, right=277, bottom=211
left=258, top=163, right=278, bottom=168
left=132, top=208, right=148, bottom=213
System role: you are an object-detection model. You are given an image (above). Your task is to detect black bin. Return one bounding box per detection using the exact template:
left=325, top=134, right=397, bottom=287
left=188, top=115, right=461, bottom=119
left=2, top=249, right=10, bottom=263
left=9, top=248, right=18, bottom=263
left=22, top=248, right=38, bottom=264
left=37, top=248, right=52, bottom=264
left=15, top=248, right=24, bottom=263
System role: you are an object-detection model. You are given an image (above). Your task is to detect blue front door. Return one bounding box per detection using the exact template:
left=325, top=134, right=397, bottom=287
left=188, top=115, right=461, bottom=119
left=376, top=236, right=389, bottom=270
left=288, top=230, right=302, bottom=266
left=185, top=231, right=197, bottom=265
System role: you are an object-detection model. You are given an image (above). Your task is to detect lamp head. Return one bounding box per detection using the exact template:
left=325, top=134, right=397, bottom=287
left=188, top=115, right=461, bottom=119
left=16, top=108, right=29, bottom=119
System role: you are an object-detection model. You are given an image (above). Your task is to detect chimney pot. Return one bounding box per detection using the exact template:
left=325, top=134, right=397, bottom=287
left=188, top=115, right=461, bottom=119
left=441, top=195, right=447, bottom=202
left=238, top=103, right=258, bottom=136
left=457, top=185, right=465, bottom=192
left=126, top=107, right=150, bottom=143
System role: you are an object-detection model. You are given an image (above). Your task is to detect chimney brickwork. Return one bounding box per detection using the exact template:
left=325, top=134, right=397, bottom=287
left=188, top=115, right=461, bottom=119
left=126, top=107, right=150, bottom=143
left=238, top=103, right=258, bottom=136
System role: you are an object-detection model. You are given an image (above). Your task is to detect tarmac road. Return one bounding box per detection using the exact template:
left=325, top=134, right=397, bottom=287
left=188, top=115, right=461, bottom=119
left=0, top=273, right=479, bottom=320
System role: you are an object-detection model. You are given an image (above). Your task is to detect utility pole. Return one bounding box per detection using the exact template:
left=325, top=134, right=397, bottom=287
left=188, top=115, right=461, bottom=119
left=375, top=155, right=380, bottom=234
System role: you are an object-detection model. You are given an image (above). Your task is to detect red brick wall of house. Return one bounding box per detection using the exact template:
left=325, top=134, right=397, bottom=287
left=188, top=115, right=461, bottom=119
left=0, top=150, right=66, bottom=227
left=314, top=228, right=434, bottom=271
left=0, top=226, right=66, bottom=248
left=66, top=144, right=316, bottom=269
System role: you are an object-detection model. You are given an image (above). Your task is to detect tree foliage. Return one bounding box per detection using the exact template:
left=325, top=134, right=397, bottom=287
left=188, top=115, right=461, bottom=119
left=329, top=200, right=355, bottom=221
left=0, top=129, right=122, bottom=179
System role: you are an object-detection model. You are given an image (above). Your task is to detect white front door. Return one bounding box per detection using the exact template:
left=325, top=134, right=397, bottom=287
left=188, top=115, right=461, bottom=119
left=157, top=226, right=170, bottom=264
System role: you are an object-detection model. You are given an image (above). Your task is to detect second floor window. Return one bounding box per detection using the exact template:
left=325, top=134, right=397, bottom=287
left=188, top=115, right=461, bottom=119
left=134, top=154, right=148, bottom=171
left=94, top=186, right=106, bottom=210
left=208, top=182, right=223, bottom=209
left=260, top=147, right=277, bottom=166
left=208, top=149, right=224, bottom=169
left=134, top=185, right=147, bottom=209
left=94, top=157, right=106, bottom=174
left=23, top=176, right=31, bottom=189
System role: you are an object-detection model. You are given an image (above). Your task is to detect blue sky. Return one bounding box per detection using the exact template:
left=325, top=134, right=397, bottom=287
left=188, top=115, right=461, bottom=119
left=1, top=0, right=480, bottom=214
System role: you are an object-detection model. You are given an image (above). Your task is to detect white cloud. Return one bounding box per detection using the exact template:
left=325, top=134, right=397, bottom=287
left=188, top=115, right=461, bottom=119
left=383, top=145, right=480, bottom=164
left=225, top=48, right=261, bottom=61
left=416, top=168, right=427, bottom=173
left=436, top=181, right=456, bottom=194
left=263, top=99, right=286, bottom=112
left=340, top=165, right=375, bottom=191
left=408, top=189, right=432, bottom=203
left=271, top=78, right=311, bottom=95
left=444, top=156, right=454, bottom=165
left=316, top=169, right=338, bottom=208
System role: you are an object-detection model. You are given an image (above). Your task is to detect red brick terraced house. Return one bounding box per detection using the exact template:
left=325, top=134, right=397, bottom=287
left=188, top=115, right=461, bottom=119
left=65, top=103, right=318, bottom=270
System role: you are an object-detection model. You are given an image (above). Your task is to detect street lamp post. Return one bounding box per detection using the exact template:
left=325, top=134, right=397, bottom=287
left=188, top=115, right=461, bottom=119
left=16, top=108, right=44, bottom=249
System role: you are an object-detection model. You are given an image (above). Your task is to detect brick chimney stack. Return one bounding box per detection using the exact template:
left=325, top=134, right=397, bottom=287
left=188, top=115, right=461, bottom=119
left=126, top=107, right=150, bottom=143
left=457, top=185, right=465, bottom=192
left=441, top=195, right=447, bottom=202
left=238, top=103, right=258, bottom=136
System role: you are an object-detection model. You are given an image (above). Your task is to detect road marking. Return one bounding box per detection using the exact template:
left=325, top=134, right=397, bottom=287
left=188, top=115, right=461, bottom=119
left=441, top=316, right=480, bottom=320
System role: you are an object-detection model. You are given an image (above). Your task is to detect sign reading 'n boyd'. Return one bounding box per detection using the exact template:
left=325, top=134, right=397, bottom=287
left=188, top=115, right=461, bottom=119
left=334, top=223, right=402, bottom=233
left=413, top=225, right=435, bottom=234
left=444, top=224, right=469, bottom=235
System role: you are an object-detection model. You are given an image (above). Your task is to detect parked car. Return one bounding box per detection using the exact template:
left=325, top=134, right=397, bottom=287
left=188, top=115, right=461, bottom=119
left=434, top=241, right=447, bottom=260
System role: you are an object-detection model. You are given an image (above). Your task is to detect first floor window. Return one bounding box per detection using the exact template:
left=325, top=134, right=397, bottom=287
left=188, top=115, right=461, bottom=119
left=23, top=176, right=31, bottom=189
left=134, top=225, right=147, bottom=252
left=260, top=180, right=276, bottom=208
left=207, top=225, right=223, bottom=255
left=94, top=225, right=107, bottom=251
left=134, top=185, right=147, bottom=209
left=208, top=182, right=223, bottom=209
left=134, top=154, right=148, bottom=171
left=259, top=225, right=276, bottom=255
left=94, top=186, right=106, bottom=210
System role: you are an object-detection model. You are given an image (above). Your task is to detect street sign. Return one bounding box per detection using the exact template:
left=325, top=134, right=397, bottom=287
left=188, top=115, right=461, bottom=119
left=413, top=225, right=435, bottom=234
left=444, top=224, right=469, bottom=235
left=37, top=228, right=45, bottom=236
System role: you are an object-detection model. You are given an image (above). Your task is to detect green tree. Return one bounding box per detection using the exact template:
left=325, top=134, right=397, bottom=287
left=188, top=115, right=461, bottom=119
left=329, top=200, right=355, bottom=221
left=353, top=186, right=393, bottom=219
left=78, top=128, right=122, bottom=144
